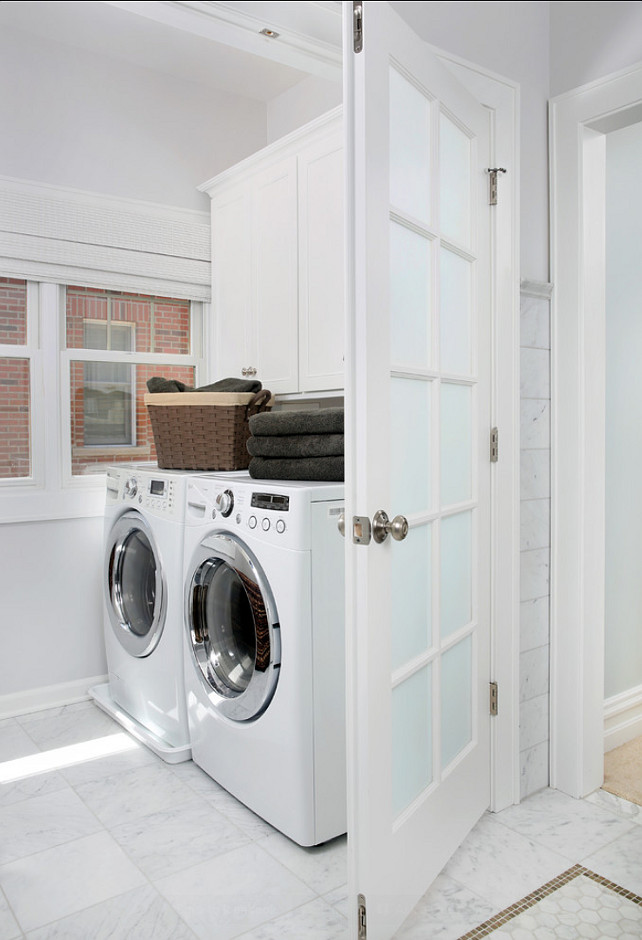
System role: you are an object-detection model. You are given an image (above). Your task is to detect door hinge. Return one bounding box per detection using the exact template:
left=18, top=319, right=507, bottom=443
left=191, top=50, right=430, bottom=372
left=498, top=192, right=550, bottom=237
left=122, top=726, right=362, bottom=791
left=353, top=2, right=363, bottom=53
left=487, top=167, right=507, bottom=206
left=490, top=681, right=499, bottom=716
left=490, top=427, right=499, bottom=463
left=358, top=894, right=367, bottom=939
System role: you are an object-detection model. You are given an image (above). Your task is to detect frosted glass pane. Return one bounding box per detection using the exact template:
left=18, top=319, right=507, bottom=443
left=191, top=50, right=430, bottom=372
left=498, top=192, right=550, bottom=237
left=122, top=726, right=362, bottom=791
left=390, top=68, right=431, bottom=224
left=392, top=666, right=433, bottom=817
left=441, top=636, right=473, bottom=768
left=440, top=511, right=472, bottom=639
left=439, top=112, right=471, bottom=247
left=441, top=384, right=472, bottom=506
left=392, top=525, right=432, bottom=670
left=391, top=378, right=431, bottom=516
left=390, top=222, right=431, bottom=369
left=440, top=249, right=472, bottom=375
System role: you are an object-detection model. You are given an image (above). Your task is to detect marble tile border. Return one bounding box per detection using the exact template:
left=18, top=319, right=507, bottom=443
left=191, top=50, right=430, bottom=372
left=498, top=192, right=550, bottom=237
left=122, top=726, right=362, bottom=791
left=457, top=864, right=642, bottom=939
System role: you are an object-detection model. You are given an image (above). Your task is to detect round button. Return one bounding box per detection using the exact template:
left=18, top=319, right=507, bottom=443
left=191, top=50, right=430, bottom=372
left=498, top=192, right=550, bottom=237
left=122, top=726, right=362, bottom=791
left=248, top=515, right=257, bottom=529
left=236, top=513, right=242, bottom=525
left=276, top=519, right=286, bottom=534
left=262, top=518, right=270, bottom=531
left=215, top=489, right=234, bottom=517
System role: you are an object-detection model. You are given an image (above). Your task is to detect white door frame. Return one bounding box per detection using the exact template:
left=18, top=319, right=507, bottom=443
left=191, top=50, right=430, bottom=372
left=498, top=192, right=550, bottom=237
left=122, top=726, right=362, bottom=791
left=550, top=61, right=642, bottom=798
left=435, top=49, right=521, bottom=812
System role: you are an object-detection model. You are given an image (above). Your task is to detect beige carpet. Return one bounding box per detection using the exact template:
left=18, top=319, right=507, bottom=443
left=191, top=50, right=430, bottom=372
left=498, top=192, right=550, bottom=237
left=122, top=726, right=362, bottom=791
left=603, top=735, right=642, bottom=806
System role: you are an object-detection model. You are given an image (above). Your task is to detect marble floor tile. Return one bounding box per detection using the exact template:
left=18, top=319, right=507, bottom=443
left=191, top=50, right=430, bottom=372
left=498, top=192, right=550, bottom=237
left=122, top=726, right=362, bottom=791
left=24, top=885, right=197, bottom=940
left=60, top=737, right=159, bottom=787
left=0, top=768, right=69, bottom=809
left=17, top=702, right=119, bottom=751
left=394, top=873, right=496, bottom=940
left=258, top=831, right=347, bottom=896
left=234, top=897, right=348, bottom=940
left=73, top=761, right=200, bottom=828
left=496, top=788, right=636, bottom=862
left=323, top=883, right=349, bottom=921
left=0, top=831, right=147, bottom=933
left=0, top=787, right=102, bottom=865
left=584, top=826, right=642, bottom=896
left=155, top=842, right=316, bottom=940
left=0, top=888, right=21, bottom=940
left=585, top=788, right=642, bottom=825
left=442, top=813, right=568, bottom=910
left=0, top=718, right=41, bottom=760
left=109, top=799, right=251, bottom=880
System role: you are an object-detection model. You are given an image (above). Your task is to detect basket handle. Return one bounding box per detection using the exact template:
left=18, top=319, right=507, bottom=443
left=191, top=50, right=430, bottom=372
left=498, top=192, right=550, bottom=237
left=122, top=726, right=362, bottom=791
left=246, top=389, right=272, bottom=417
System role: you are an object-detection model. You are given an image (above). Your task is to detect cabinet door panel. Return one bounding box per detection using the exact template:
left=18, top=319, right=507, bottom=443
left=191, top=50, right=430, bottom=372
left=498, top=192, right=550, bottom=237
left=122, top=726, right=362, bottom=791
left=212, top=188, right=252, bottom=378
left=298, top=129, right=345, bottom=392
left=253, top=158, right=299, bottom=394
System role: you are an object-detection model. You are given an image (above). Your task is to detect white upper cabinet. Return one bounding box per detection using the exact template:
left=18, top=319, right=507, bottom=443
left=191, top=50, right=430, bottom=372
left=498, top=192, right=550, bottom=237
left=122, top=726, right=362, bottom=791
left=200, top=108, right=343, bottom=396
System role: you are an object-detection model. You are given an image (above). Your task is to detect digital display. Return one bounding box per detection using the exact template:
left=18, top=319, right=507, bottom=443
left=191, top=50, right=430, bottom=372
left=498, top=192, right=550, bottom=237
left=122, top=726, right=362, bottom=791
left=251, top=493, right=289, bottom=512
left=150, top=480, right=165, bottom=496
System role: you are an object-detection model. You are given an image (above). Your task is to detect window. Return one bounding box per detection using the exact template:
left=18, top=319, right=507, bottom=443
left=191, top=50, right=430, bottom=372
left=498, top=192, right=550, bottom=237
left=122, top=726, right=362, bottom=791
left=0, top=280, right=203, bottom=496
left=0, top=278, right=33, bottom=480
left=65, top=287, right=200, bottom=475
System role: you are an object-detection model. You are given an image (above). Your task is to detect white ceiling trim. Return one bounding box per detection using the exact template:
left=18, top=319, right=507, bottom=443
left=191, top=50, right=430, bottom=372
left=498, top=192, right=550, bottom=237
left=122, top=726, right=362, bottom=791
left=102, top=0, right=342, bottom=80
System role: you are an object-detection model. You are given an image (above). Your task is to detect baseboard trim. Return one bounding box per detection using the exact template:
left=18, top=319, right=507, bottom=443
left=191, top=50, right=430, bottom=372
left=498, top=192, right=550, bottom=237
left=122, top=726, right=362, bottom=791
left=0, top=675, right=108, bottom=720
left=604, top=684, right=642, bottom=752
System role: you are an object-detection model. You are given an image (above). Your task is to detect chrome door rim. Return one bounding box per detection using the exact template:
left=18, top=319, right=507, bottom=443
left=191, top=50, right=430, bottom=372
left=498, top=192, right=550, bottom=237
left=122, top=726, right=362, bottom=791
left=105, top=510, right=166, bottom=658
left=187, top=532, right=281, bottom=722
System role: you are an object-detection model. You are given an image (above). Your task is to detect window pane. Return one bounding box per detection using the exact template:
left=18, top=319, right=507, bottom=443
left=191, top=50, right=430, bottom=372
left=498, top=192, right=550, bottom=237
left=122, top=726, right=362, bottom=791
left=392, top=665, right=433, bottom=818
left=66, top=287, right=191, bottom=355
left=70, top=361, right=195, bottom=475
left=0, top=357, right=30, bottom=478
left=0, top=278, right=27, bottom=346
left=390, top=67, right=431, bottom=224
left=441, top=635, right=473, bottom=769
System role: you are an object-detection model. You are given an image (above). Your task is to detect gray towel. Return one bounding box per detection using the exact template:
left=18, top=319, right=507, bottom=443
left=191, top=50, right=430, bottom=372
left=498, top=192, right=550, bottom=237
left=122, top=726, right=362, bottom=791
left=249, top=456, right=344, bottom=482
left=247, top=433, right=344, bottom=459
left=249, top=408, right=344, bottom=437
left=146, top=376, right=262, bottom=394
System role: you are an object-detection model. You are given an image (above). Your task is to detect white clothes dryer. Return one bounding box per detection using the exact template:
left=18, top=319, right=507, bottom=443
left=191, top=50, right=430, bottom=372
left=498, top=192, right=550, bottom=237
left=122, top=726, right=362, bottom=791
left=182, top=472, right=346, bottom=846
left=91, top=464, right=193, bottom=763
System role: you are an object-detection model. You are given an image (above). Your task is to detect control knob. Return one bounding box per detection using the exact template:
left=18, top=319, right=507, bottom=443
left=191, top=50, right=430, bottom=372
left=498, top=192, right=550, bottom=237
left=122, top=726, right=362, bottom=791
left=215, top=489, right=234, bottom=517
left=123, top=477, right=138, bottom=499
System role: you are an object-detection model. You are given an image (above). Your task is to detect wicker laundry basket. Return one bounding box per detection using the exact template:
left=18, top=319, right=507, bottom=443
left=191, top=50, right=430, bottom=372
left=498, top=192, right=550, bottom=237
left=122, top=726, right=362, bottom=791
left=145, top=389, right=273, bottom=471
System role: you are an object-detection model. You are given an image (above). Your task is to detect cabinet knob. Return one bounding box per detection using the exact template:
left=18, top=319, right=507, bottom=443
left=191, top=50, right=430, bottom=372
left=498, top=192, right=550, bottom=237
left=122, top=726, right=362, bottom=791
left=241, top=367, right=257, bottom=377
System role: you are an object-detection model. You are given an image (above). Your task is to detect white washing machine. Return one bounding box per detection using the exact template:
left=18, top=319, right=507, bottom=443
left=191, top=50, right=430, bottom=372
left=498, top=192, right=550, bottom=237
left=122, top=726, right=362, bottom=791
left=182, top=472, right=346, bottom=846
left=90, top=464, right=193, bottom=763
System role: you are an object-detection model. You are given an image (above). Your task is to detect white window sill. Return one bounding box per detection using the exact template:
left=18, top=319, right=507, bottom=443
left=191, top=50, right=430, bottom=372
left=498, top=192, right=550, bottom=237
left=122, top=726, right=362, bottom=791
left=0, top=479, right=106, bottom=525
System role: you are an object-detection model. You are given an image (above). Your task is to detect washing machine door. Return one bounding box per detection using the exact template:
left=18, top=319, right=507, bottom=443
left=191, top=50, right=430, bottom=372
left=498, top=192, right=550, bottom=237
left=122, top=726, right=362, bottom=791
left=187, top=532, right=281, bottom=722
left=105, top=511, right=166, bottom=657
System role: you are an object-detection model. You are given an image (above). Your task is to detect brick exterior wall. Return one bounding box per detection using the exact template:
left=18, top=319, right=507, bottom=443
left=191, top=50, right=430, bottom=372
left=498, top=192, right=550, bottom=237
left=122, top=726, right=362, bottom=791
left=0, top=279, right=30, bottom=478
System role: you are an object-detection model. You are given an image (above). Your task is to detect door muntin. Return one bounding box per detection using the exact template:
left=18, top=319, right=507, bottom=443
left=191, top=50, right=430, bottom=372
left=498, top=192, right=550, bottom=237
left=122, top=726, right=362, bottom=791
left=105, top=511, right=166, bottom=658
left=187, top=532, right=281, bottom=722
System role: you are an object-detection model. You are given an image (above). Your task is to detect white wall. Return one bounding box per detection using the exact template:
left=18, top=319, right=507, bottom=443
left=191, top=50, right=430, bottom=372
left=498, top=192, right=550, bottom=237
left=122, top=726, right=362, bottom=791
left=550, top=1, right=642, bottom=97
left=0, top=24, right=268, bottom=210
left=267, top=74, right=342, bottom=143
left=0, top=518, right=105, bottom=697
left=605, top=120, right=642, bottom=700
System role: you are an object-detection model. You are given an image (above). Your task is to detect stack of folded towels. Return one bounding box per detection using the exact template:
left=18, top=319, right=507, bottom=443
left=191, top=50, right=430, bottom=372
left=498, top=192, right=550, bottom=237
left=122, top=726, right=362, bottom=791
left=247, top=408, right=344, bottom=481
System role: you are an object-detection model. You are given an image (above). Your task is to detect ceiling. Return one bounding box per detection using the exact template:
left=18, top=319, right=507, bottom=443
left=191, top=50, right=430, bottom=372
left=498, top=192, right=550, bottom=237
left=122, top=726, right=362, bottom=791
left=0, top=1, right=342, bottom=102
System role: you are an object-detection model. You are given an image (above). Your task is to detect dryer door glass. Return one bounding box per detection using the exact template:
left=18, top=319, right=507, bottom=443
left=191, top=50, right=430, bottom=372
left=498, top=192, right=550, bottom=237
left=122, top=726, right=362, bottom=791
left=106, top=512, right=165, bottom=658
left=189, top=535, right=280, bottom=721
left=116, top=529, right=156, bottom=637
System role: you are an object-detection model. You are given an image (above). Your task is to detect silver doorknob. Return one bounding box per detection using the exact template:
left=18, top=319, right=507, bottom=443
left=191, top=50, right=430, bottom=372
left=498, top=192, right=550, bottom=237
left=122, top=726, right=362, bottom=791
left=337, top=512, right=346, bottom=537
left=372, top=510, right=409, bottom=544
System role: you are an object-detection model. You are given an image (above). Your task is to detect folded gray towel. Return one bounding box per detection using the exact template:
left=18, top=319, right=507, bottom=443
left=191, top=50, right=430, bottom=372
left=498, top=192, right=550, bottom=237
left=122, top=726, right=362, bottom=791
left=146, top=376, right=262, bottom=394
left=247, top=433, right=344, bottom=459
left=249, top=456, right=344, bottom=482
left=249, top=408, right=344, bottom=437
left=146, top=377, right=190, bottom=393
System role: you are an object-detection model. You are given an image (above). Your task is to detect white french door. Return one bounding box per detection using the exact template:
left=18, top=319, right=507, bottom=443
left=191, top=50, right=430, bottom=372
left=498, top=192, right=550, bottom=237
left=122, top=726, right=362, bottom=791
left=344, top=3, right=492, bottom=938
